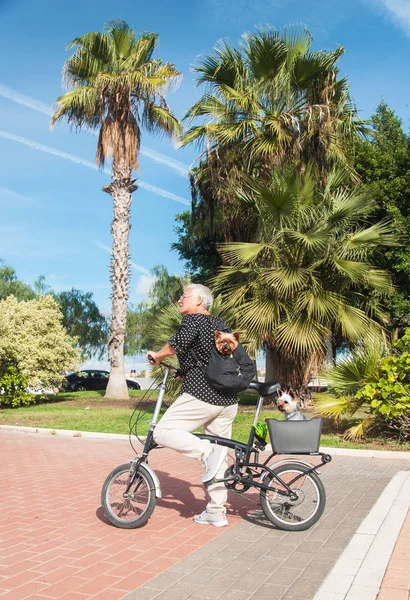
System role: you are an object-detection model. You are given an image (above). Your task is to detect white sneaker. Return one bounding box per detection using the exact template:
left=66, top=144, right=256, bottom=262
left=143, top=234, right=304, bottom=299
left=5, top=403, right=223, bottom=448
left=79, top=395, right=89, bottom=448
left=202, top=445, right=228, bottom=483
left=193, top=510, right=228, bottom=527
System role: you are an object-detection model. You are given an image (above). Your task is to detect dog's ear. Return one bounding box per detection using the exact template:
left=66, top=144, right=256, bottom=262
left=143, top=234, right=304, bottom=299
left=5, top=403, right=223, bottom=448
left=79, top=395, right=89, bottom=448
left=232, top=331, right=240, bottom=341
left=289, top=389, right=295, bottom=399
left=214, top=331, right=223, bottom=340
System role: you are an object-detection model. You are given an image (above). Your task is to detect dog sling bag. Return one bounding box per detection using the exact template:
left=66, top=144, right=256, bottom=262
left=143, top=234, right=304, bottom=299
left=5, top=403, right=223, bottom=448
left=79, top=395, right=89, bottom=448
left=191, top=341, right=256, bottom=394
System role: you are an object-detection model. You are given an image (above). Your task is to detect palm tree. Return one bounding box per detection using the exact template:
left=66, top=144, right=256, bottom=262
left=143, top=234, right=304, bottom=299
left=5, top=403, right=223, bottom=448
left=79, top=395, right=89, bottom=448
left=175, top=27, right=368, bottom=283
left=52, top=20, right=181, bottom=398
left=181, top=26, right=367, bottom=179
left=211, top=167, right=397, bottom=397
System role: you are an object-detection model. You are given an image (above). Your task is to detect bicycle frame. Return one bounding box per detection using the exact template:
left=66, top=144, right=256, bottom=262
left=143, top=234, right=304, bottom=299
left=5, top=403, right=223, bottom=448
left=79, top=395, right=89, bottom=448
left=128, top=362, right=332, bottom=499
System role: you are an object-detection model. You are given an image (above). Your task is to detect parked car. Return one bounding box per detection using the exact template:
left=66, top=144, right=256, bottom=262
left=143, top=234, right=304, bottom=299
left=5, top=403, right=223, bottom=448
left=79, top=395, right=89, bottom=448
left=64, top=370, right=141, bottom=392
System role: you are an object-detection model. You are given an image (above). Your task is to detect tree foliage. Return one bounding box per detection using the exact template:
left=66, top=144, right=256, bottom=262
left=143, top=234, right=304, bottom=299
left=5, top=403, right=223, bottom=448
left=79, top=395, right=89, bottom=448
left=55, top=289, right=109, bottom=359
left=0, top=295, right=80, bottom=406
left=0, top=260, right=36, bottom=302
left=351, top=101, right=410, bottom=332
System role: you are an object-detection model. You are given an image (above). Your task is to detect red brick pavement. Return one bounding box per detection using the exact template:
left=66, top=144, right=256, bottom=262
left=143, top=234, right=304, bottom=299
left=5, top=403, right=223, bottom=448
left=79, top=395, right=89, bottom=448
left=377, top=508, right=410, bottom=600
left=0, top=430, right=253, bottom=600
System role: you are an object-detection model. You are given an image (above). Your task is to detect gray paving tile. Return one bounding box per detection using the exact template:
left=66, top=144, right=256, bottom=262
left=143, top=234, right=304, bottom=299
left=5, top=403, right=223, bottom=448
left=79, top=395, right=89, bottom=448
left=218, top=559, right=252, bottom=577
left=214, top=590, right=252, bottom=600
left=266, top=566, right=302, bottom=586
left=229, top=571, right=270, bottom=593
left=180, top=566, right=221, bottom=584
left=295, top=540, right=324, bottom=553
left=191, top=575, right=233, bottom=598
left=121, top=587, right=161, bottom=600
left=287, top=575, right=323, bottom=596
left=152, top=582, right=199, bottom=600
left=202, top=553, right=236, bottom=569
left=251, top=555, right=280, bottom=573
left=143, top=571, right=183, bottom=591
left=249, top=582, right=288, bottom=599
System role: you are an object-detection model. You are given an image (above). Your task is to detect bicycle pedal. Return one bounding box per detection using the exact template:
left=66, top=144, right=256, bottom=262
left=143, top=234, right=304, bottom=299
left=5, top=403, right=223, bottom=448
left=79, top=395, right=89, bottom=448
left=203, top=477, right=217, bottom=488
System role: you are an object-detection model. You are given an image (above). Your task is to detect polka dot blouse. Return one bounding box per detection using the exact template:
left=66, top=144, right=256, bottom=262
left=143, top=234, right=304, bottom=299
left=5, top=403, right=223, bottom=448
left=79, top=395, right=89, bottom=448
left=169, top=313, right=238, bottom=406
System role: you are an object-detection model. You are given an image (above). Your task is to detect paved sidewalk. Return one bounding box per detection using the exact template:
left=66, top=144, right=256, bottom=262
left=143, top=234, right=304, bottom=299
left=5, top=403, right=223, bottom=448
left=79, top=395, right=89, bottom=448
left=0, top=429, right=409, bottom=600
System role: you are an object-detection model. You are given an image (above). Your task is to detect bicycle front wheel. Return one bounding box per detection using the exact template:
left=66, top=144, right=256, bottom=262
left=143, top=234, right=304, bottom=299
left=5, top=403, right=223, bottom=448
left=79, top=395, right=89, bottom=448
left=260, top=462, right=326, bottom=531
left=101, top=463, right=156, bottom=529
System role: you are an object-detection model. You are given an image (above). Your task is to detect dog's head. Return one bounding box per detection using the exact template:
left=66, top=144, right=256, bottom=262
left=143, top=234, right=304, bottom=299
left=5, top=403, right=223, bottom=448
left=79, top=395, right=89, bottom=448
left=277, top=391, right=297, bottom=415
left=214, top=330, right=240, bottom=355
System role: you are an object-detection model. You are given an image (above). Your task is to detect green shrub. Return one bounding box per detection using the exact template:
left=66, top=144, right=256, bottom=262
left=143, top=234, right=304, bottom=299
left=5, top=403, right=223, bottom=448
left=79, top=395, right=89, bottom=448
left=0, top=359, right=34, bottom=408
left=356, top=330, right=410, bottom=440
left=318, top=330, right=410, bottom=440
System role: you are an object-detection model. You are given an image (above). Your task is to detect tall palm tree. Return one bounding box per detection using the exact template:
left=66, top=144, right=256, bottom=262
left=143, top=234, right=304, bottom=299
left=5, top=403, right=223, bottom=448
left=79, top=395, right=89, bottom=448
left=52, top=20, right=181, bottom=398
left=211, top=167, right=397, bottom=396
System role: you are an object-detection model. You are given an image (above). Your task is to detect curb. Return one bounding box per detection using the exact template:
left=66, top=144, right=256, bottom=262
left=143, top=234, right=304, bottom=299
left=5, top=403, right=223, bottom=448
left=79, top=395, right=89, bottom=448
left=1, top=424, right=409, bottom=459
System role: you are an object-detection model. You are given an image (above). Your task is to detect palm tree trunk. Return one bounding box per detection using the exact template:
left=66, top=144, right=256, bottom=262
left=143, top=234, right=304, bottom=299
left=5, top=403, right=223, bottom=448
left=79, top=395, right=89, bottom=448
left=265, top=343, right=324, bottom=405
left=103, top=161, right=137, bottom=399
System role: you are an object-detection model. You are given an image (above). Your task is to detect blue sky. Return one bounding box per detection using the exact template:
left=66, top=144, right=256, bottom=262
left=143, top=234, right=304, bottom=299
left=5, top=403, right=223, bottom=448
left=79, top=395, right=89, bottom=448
left=0, top=0, right=409, bottom=368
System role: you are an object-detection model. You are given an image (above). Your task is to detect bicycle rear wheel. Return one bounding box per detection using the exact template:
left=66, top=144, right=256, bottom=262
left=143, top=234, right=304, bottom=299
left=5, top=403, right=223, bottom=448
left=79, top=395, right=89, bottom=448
left=260, top=462, right=326, bottom=531
left=101, top=463, right=156, bottom=529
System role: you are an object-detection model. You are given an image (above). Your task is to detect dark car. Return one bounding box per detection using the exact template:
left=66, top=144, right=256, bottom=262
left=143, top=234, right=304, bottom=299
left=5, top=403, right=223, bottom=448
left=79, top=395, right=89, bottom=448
left=64, top=370, right=141, bottom=392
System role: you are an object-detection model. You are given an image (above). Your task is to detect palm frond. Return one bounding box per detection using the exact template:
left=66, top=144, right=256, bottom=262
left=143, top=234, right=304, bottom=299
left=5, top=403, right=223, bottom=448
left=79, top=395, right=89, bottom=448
left=274, top=315, right=329, bottom=356
left=314, top=395, right=359, bottom=421
left=260, top=266, right=310, bottom=296
left=142, top=105, right=182, bottom=137
left=218, top=242, right=267, bottom=266
left=326, top=344, right=382, bottom=394
left=52, top=87, right=99, bottom=128
left=344, top=416, right=377, bottom=440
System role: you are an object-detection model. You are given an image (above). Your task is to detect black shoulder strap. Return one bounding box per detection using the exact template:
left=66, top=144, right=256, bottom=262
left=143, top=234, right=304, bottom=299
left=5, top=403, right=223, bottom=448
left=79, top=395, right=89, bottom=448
left=190, top=348, right=204, bottom=368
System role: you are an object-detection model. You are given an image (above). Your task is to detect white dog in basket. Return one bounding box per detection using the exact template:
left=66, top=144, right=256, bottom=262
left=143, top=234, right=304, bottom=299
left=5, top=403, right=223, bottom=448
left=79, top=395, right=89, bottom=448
left=277, top=391, right=309, bottom=421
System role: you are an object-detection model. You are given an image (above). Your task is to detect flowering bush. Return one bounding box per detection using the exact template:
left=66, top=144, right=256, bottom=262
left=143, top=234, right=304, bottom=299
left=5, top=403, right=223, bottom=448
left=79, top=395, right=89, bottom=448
left=0, top=295, right=81, bottom=407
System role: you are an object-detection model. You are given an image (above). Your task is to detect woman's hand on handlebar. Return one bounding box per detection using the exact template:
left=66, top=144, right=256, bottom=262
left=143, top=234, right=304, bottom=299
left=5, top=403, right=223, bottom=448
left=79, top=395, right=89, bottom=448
left=146, top=351, right=160, bottom=366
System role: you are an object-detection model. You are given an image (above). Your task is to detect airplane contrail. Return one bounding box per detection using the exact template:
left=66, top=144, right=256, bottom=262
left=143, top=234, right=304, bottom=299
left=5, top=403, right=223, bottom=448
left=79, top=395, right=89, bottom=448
left=0, top=130, right=190, bottom=206
left=0, top=83, right=190, bottom=176
left=0, top=187, right=40, bottom=207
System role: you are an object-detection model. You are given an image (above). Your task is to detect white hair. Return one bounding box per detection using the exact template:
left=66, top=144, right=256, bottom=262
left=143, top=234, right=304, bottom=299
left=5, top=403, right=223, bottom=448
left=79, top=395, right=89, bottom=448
left=186, top=284, right=213, bottom=310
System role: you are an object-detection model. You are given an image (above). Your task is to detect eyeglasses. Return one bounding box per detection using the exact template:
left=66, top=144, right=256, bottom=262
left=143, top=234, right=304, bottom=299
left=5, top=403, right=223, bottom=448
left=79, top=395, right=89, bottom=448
left=178, top=294, right=199, bottom=302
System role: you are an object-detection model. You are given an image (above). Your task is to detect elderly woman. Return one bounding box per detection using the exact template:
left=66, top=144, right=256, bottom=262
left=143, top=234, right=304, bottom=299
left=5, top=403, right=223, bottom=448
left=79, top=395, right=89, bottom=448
left=146, top=284, right=238, bottom=527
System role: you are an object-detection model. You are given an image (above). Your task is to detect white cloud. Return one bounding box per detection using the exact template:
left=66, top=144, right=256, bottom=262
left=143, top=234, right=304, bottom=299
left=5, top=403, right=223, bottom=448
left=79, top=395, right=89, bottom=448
left=0, top=129, right=190, bottom=205
left=366, top=0, right=410, bottom=35
left=0, top=83, right=190, bottom=177
left=135, top=274, right=156, bottom=296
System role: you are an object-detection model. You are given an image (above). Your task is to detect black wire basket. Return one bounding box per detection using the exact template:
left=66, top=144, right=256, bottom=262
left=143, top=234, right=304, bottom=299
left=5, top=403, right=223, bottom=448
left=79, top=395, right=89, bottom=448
left=265, top=418, right=323, bottom=453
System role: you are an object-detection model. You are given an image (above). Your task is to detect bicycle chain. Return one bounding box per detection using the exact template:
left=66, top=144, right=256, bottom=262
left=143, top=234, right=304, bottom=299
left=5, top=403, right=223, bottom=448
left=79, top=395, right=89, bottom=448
left=227, top=485, right=261, bottom=505
left=211, top=474, right=261, bottom=506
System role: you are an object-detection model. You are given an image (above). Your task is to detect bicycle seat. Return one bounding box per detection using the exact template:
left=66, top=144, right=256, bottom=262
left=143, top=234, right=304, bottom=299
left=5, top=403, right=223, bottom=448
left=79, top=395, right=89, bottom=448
left=249, top=380, right=281, bottom=397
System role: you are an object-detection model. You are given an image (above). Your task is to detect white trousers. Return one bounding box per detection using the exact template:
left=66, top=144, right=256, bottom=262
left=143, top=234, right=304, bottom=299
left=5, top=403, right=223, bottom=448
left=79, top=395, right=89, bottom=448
left=153, top=393, right=238, bottom=513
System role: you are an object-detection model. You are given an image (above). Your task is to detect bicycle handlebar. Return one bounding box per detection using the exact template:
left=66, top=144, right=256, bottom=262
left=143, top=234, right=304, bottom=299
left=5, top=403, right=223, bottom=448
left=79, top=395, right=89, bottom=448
left=147, top=354, right=179, bottom=372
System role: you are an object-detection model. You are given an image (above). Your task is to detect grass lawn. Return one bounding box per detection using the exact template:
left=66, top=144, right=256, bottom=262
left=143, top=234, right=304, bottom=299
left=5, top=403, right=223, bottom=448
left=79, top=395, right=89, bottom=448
left=1, top=390, right=409, bottom=451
